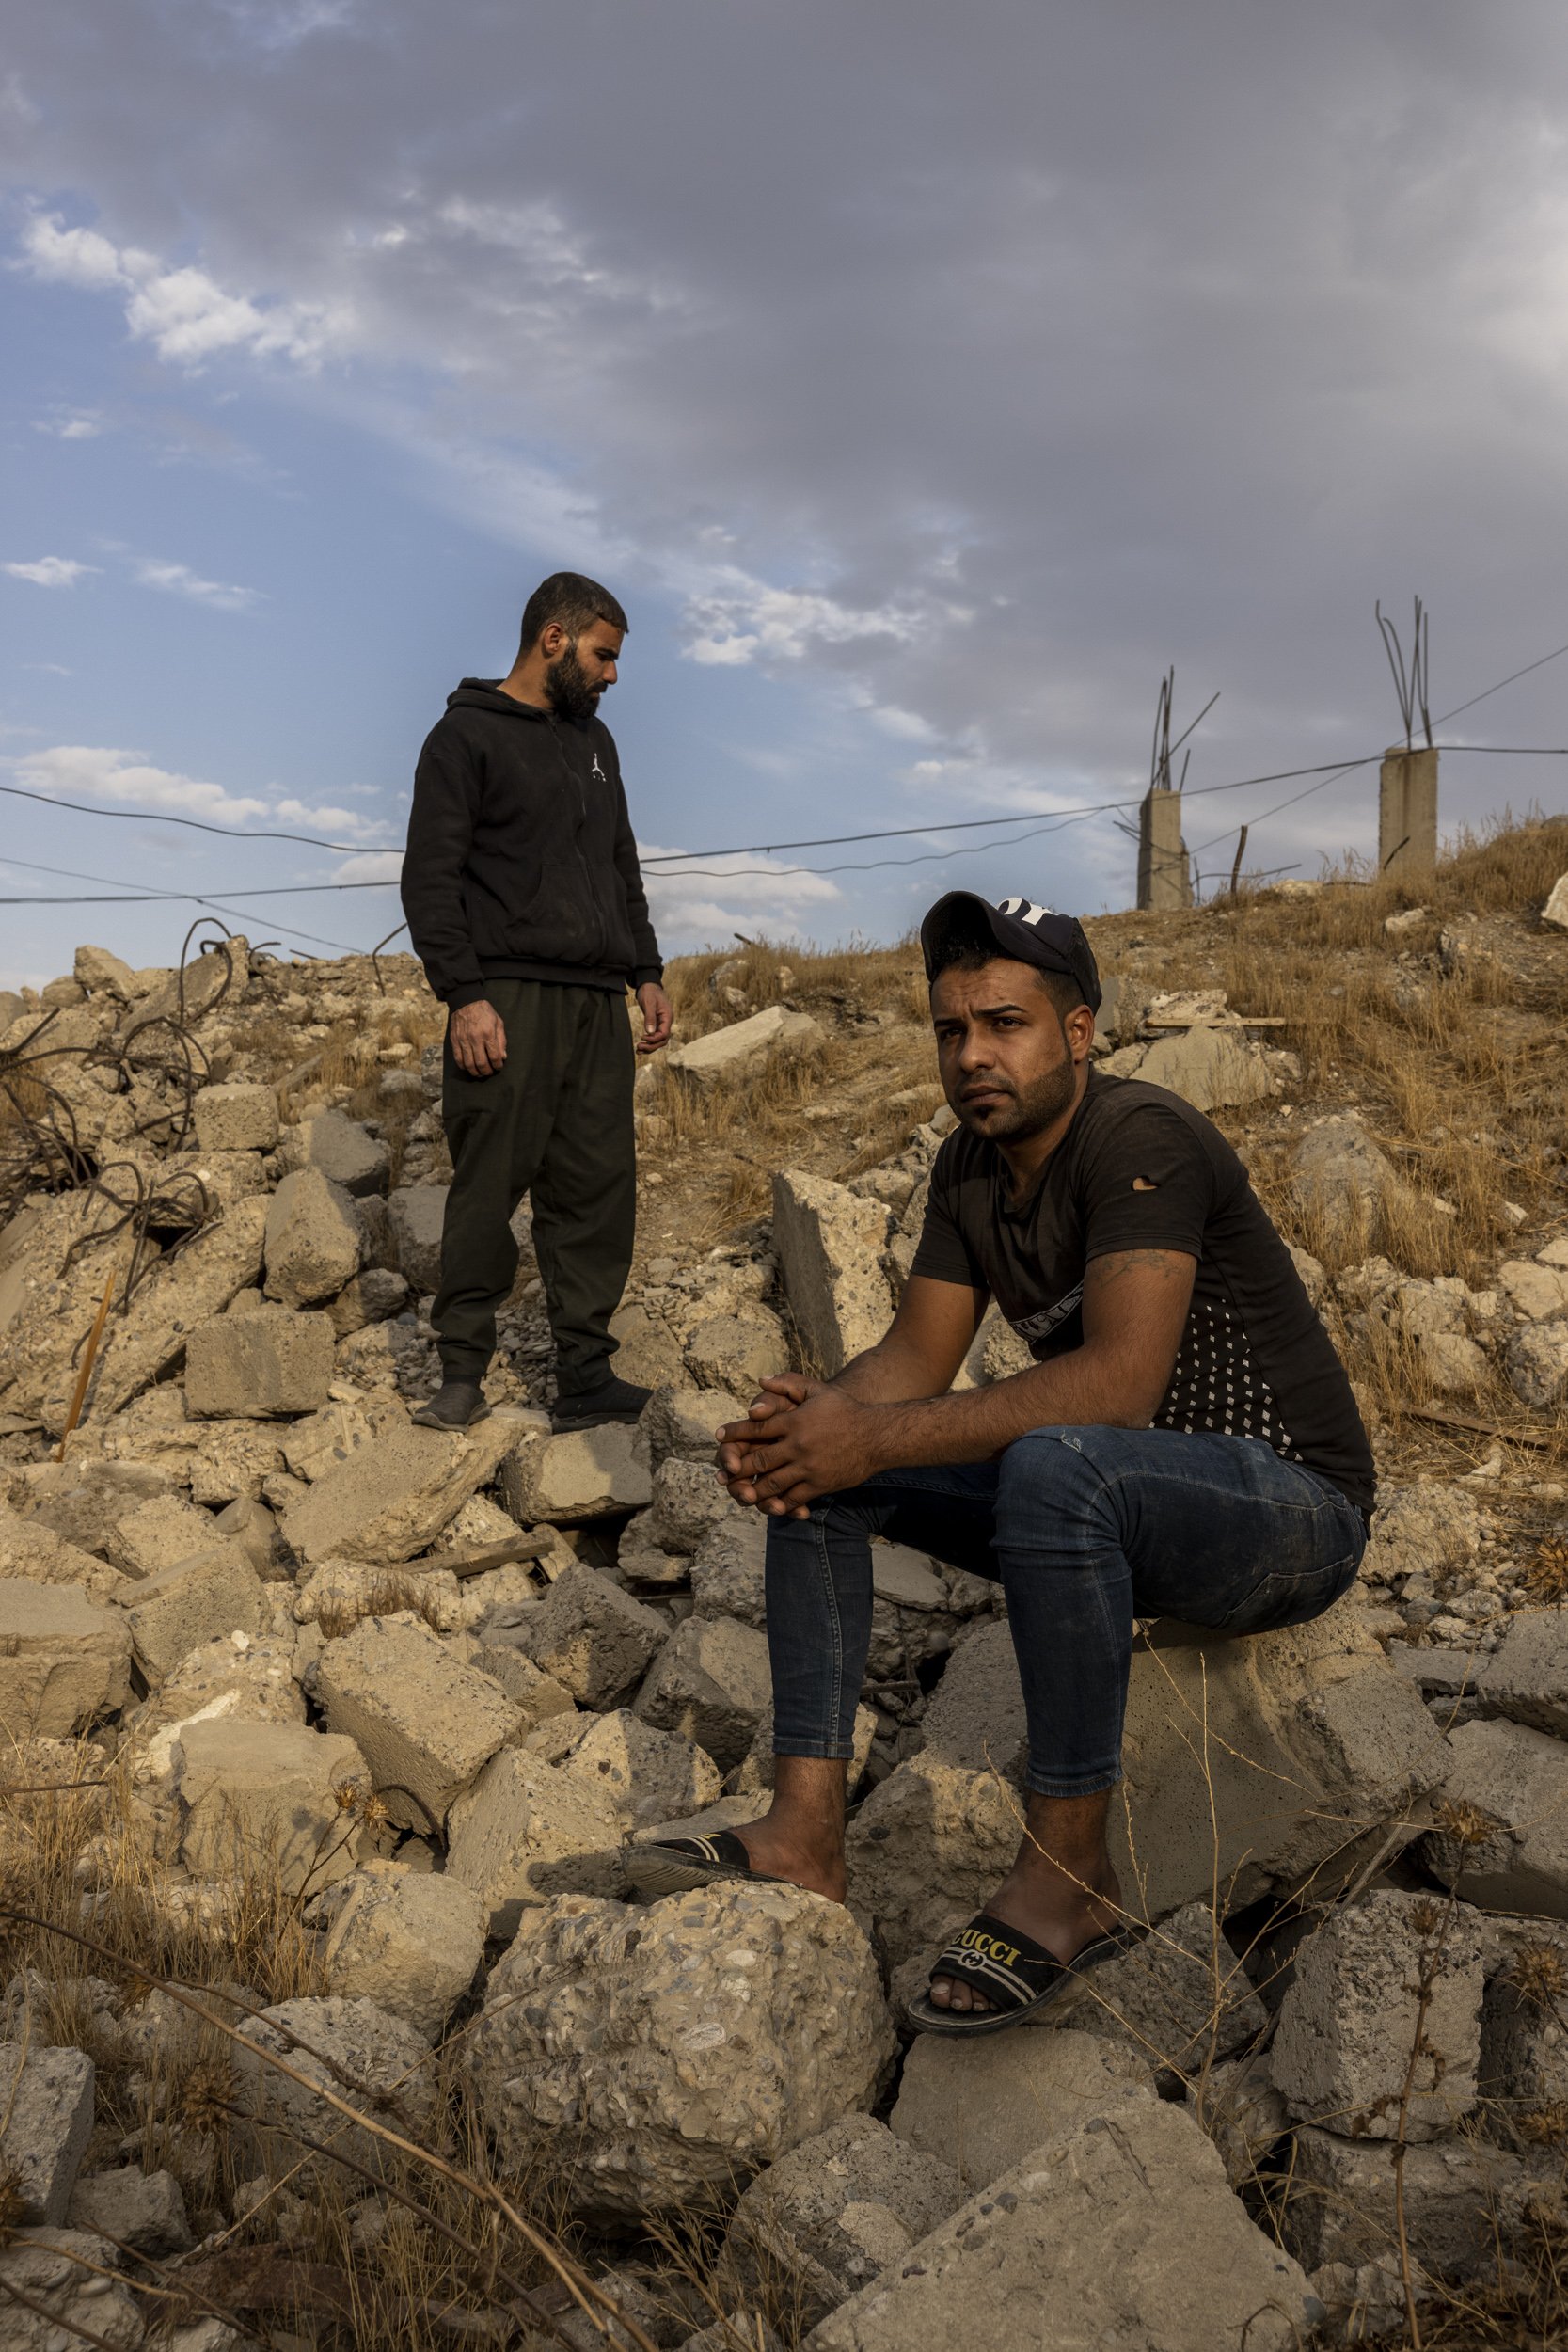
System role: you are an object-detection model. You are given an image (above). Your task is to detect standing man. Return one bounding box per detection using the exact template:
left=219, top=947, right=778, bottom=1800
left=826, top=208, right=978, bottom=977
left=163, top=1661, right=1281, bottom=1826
left=401, top=572, right=672, bottom=1434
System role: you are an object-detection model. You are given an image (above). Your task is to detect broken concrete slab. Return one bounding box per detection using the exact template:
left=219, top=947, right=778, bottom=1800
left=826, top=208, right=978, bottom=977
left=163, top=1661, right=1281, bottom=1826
left=1421, top=1718, right=1568, bottom=1915
left=0, top=2044, right=95, bottom=2224
left=326, top=1265, right=410, bottom=1338
left=123, top=1546, right=268, bottom=1683
left=278, top=1108, right=389, bottom=1198
left=1292, top=1115, right=1420, bottom=1251
left=507, top=1562, right=667, bottom=1708
left=445, top=1748, right=624, bottom=1933
left=467, top=1883, right=894, bottom=2218
left=683, top=1310, right=787, bottom=1396
left=67, top=2165, right=192, bottom=2257
left=806, top=2098, right=1314, bottom=2352
left=232, top=1994, right=436, bottom=2187
left=321, top=1866, right=488, bottom=2038
left=724, top=2114, right=962, bottom=2330
left=1474, top=1611, right=1568, bottom=1739
left=641, top=1384, right=744, bottom=1470
left=634, top=1613, right=771, bottom=1770
left=184, top=1304, right=335, bottom=1419
left=525, top=1707, right=721, bottom=1831
left=771, top=1169, right=893, bottom=1376
left=465, top=1637, right=578, bottom=1731
left=1132, top=1023, right=1275, bottom=1112
left=665, top=1005, right=825, bottom=1089
left=1280, top=2124, right=1549, bottom=2276
left=0, top=1580, right=133, bottom=1738
left=0, top=1508, right=134, bottom=1606
left=890, top=2026, right=1154, bottom=2191
left=263, top=1168, right=362, bottom=1308
left=314, top=1613, right=521, bottom=1832
left=173, top=1717, right=368, bottom=1893
left=388, top=1184, right=447, bottom=1293
left=502, top=1422, right=652, bottom=1522
left=192, top=1081, right=279, bottom=1154
left=119, top=1630, right=307, bottom=1797
left=280, top=1407, right=527, bottom=1566
left=104, top=1492, right=219, bottom=1578
left=1271, top=1891, right=1484, bottom=2139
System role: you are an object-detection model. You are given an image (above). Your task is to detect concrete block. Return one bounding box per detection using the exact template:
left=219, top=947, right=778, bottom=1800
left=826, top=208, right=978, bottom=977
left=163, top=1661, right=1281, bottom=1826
left=771, top=1169, right=893, bottom=1375
left=645, top=1454, right=744, bottom=1553
left=683, top=1310, right=787, bottom=1395
left=503, top=1422, right=652, bottom=1521
left=124, top=1545, right=267, bottom=1682
left=1499, top=1258, right=1568, bottom=1322
left=891, top=2026, right=1154, bottom=2191
left=1271, top=1891, right=1484, bottom=2139
left=0, top=1580, right=132, bottom=1738
left=633, top=1613, right=771, bottom=1769
left=233, top=1995, right=436, bottom=2186
left=1543, top=870, right=1568, bottom=930
left=327, top=1266, right=409, bottom=1338
left=0, top=1508, right=134, bottom=1606
left=281, top=1408, right=525, bottom=1565
left=314, top=1613, right=521, bottom=1832
left=184, top=1304, right=335, bottom=1419
left=509, top=1562, right=666, bottom=1708
left=322, top=1867, right=488, bottom=2037
left=1378, top=743, right=1438, bottom=883
left=467, top=1638, right=578, bottom=1731
left=280, top=1107, right=389, bottom=1197
left=446, top=1748, right=623, bottom=1935
left=1505, top=1316, right=1568, bottom=1408
left=605, top=1301, right=687, bottom=1388
left=193, top=1082, right=279, bottom=1154
left=1475, top=1611, right=1568, bottom=1739
left=641, top=1384, right=744, bottom=1470
left=174, top=1717, right=369, bottom=1892
left=74, top=944, right=136, bottom=998
left=0, top=2044, right=94, bottom=2223
left=263, top=1167, right=362, bottom=1307
left=388, top=1183, right=448, bottom=1292
left=105, top=1492, right=219, bottom=1578
left=1280, top=2125, right=1545, bottom=2276
left=1132, top=1024, right=1273, bottom=1113
left=1421, top=1718, right=1568, bottom=1915
left=664, top=1004, right=824, bottom=1088
left=526, top=1706, right=721, bottom=1831
left=806, top=2100, right=1313, bottom=2352
left=68, top=2166, right=193, bottom=2255
left=724, top=2114, right=962, bottom=2329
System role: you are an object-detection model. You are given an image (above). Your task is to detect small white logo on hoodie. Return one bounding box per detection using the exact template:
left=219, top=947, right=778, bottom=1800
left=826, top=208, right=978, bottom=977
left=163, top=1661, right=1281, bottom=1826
left=591, top=754, right=607, bottom=783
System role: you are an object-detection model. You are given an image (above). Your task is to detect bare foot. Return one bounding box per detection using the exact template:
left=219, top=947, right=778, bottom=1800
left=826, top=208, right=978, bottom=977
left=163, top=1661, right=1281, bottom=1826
left=727, top=1807, right=847, bottom=1903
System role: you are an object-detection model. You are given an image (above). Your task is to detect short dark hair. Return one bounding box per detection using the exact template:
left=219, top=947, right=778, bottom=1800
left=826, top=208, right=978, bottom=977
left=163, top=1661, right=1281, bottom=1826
left=926, top=900, right=1083, bottom=1020
left=519, top=571, right=628, bottom=654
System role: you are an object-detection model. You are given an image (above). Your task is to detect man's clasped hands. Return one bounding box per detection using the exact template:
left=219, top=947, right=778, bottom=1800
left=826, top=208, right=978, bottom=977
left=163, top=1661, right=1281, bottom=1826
left=716, top=1378, right=880, bottom=1520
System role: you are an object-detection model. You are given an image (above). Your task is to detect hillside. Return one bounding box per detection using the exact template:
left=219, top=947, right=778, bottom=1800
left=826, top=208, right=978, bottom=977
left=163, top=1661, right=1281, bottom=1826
left=0, top=812, right=1565, bottom=2350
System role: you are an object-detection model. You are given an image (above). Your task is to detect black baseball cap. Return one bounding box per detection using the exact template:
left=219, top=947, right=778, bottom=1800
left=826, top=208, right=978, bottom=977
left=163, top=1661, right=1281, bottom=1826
left=920, top=891, right=1102, bottom=1013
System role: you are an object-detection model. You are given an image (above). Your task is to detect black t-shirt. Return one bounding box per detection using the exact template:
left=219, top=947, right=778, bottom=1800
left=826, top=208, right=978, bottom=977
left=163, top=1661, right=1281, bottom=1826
left=911, top=1069, right=1374, bottom=1511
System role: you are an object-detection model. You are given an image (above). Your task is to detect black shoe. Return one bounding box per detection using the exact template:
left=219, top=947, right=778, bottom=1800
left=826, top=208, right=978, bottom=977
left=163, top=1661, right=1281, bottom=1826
left=412, top=1379, right=492, bottom=1431
left=550, top=1375, right=652, bottom=1434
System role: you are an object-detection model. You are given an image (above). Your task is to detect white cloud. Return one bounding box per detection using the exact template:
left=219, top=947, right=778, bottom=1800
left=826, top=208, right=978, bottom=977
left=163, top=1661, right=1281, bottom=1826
left=4, top=556, right=98, bottom=588
left=18, top=212, right=344, bottom=368
left=132, top=559, right=261, bottom=612
left=33, top=407, right=103, bottom=439
left=681, top=574, right=924, bottom=669
left=638, top=842, right=842, bottom=948
left=10, top=744, right=272, bottom=824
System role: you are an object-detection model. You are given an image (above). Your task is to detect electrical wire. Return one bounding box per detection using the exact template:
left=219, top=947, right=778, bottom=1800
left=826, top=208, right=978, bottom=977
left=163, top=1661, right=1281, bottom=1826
left=0, top=855, right=357, bottom=952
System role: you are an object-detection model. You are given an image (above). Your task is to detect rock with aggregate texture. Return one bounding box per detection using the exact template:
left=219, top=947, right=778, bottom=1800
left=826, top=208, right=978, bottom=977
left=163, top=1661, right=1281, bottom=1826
left=644, top=1455, right=748, bottom=1553
left=0, top=1579, right=133, bottom=1738
left=292, top=1553, right=464, bottom=1634
left=1270, top=1891, right=1484, bottom=2139
left=771, top=1168, right=894, bottom=1376
left=263, top=1167, right=363, bottom=1308
left=1292, top=1113, right=1418, bottom=1250
left=0, top=2228, right=145, bottom=2350
left=388, top=1183, right=448, bottom=1291
left=639, top=1383, right=744, bottom=1471
left=0, top=1508, right=133, bottom=1606
left=192, top=1082, right=279, bottom=1154
left=184, top=1303, right=335, bottom=1418
left=74, top=943, right=136, bottom=997
left=279, top=1108, right=389, bottom=1198
left=634, top=1613, right=772, bottom=1769
left=445, top=1748, right=624, bottom=1934
left=1186, top=2052, right=1291, bottom=2190
left=0, top=2044, right=95, bottom=2223
left=321, top=1867, right=488, bottom=2037
left=1039, top=1899, right=1270, bottom=2076
left=503, top=1422, right=653, bottom=1522
left=313, top=1612, right=522, bottom=1832
left=280, top=1408, right=526, bottom=1566
left=804, top=2098, right=1315, bottom=2352
left=526, top=1706, right=722, bottom=1831
left=233, top=1994, right=436, bottom=2185
left=1474, top=1610, right=1568, bottom=1738
left=467, top=1883, right=895, bottom=2217
left=1131, top=1022, right=1275, bottom=1112
left=683, top=1309, right=788, bottom=1395
left=665, top=1005, right=825, bottom=1088
left=1505, top=1316, right=1568, bottom=1408
left=1481, top=1928, right=1568, bottom=2112
left=891, top=2026, right=1154, bottom=2191
left=123, top=1546, right=268, bottom=1682
left=67, top=2166, right=192, bottom=2256
left=724, top=2114, right=962, bottom=2329
left=104, top=1492, right=221, bottom=1578
left=119, top=1630, right=306, bottom=1793
left=327, top=1265, right=411, bottom=1338
left=173, top=1716, right=368, bottom=1892
left=507, top=1561, right=667, bottom=1708
left=466, top=1637, right=578, bottom=1730
left=1421, top=1718, right=1568, bottom=1914
left=1280, top=2124, right=1552, bottom=2275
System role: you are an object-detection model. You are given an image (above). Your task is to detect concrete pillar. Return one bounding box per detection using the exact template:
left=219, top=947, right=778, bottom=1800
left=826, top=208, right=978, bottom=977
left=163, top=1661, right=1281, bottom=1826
left=1378, top=745, right=1438, bottom=880
left=1137, top=788, right=1192, bottom=911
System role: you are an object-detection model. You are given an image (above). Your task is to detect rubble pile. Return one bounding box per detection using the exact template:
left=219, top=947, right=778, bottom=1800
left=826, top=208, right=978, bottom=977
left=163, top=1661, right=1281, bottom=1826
left=0, top=898, right=1567, bottom=2350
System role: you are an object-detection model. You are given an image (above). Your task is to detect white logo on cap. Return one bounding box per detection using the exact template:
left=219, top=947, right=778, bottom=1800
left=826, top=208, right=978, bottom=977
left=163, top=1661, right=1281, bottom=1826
left=998, top=897, right=1057, bottom=927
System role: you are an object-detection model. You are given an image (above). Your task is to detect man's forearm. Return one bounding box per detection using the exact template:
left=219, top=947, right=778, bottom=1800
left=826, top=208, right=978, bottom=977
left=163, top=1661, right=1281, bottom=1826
left=861, top=1346, right=1152, bottom=1472
left=831, top=1335, right=956, bottom=1406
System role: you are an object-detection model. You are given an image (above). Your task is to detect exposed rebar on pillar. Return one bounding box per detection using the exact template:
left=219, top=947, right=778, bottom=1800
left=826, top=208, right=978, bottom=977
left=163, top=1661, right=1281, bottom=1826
left=1137, top=787, right=1193, bottom=910
left=1378, top=744, right=1438, bottom=879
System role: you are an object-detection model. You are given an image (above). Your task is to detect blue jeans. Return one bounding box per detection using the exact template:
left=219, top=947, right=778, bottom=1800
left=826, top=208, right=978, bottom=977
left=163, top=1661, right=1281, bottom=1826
left=764, top=1426, right=1367, bottom=1799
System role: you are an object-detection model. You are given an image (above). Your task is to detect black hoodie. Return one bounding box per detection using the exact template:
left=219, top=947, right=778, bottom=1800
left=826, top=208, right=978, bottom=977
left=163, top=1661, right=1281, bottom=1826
left=401, top=679, right=663, bottom=1009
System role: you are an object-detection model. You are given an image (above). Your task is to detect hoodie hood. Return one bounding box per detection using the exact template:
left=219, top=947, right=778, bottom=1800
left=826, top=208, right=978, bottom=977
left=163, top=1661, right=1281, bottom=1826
left=446, top=676, right=551, bottom=721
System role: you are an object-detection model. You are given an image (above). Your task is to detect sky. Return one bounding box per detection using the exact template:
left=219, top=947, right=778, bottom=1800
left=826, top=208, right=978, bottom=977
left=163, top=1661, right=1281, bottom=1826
left=4, top=0, right=1568, bottom=990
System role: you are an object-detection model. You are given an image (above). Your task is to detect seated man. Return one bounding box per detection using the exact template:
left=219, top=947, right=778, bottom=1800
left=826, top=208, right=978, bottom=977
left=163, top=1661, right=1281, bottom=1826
left=629, top=889, right=1373, bottom=2037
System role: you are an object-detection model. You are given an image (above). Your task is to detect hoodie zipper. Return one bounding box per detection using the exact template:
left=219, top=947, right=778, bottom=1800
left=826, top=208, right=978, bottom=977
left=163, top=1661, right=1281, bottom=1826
left=549, top=717, right=610, bottom=966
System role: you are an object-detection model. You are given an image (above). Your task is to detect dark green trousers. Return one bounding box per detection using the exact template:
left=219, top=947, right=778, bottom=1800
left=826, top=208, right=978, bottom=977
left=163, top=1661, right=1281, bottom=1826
left=434, top=979, right=636, bottom=1393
